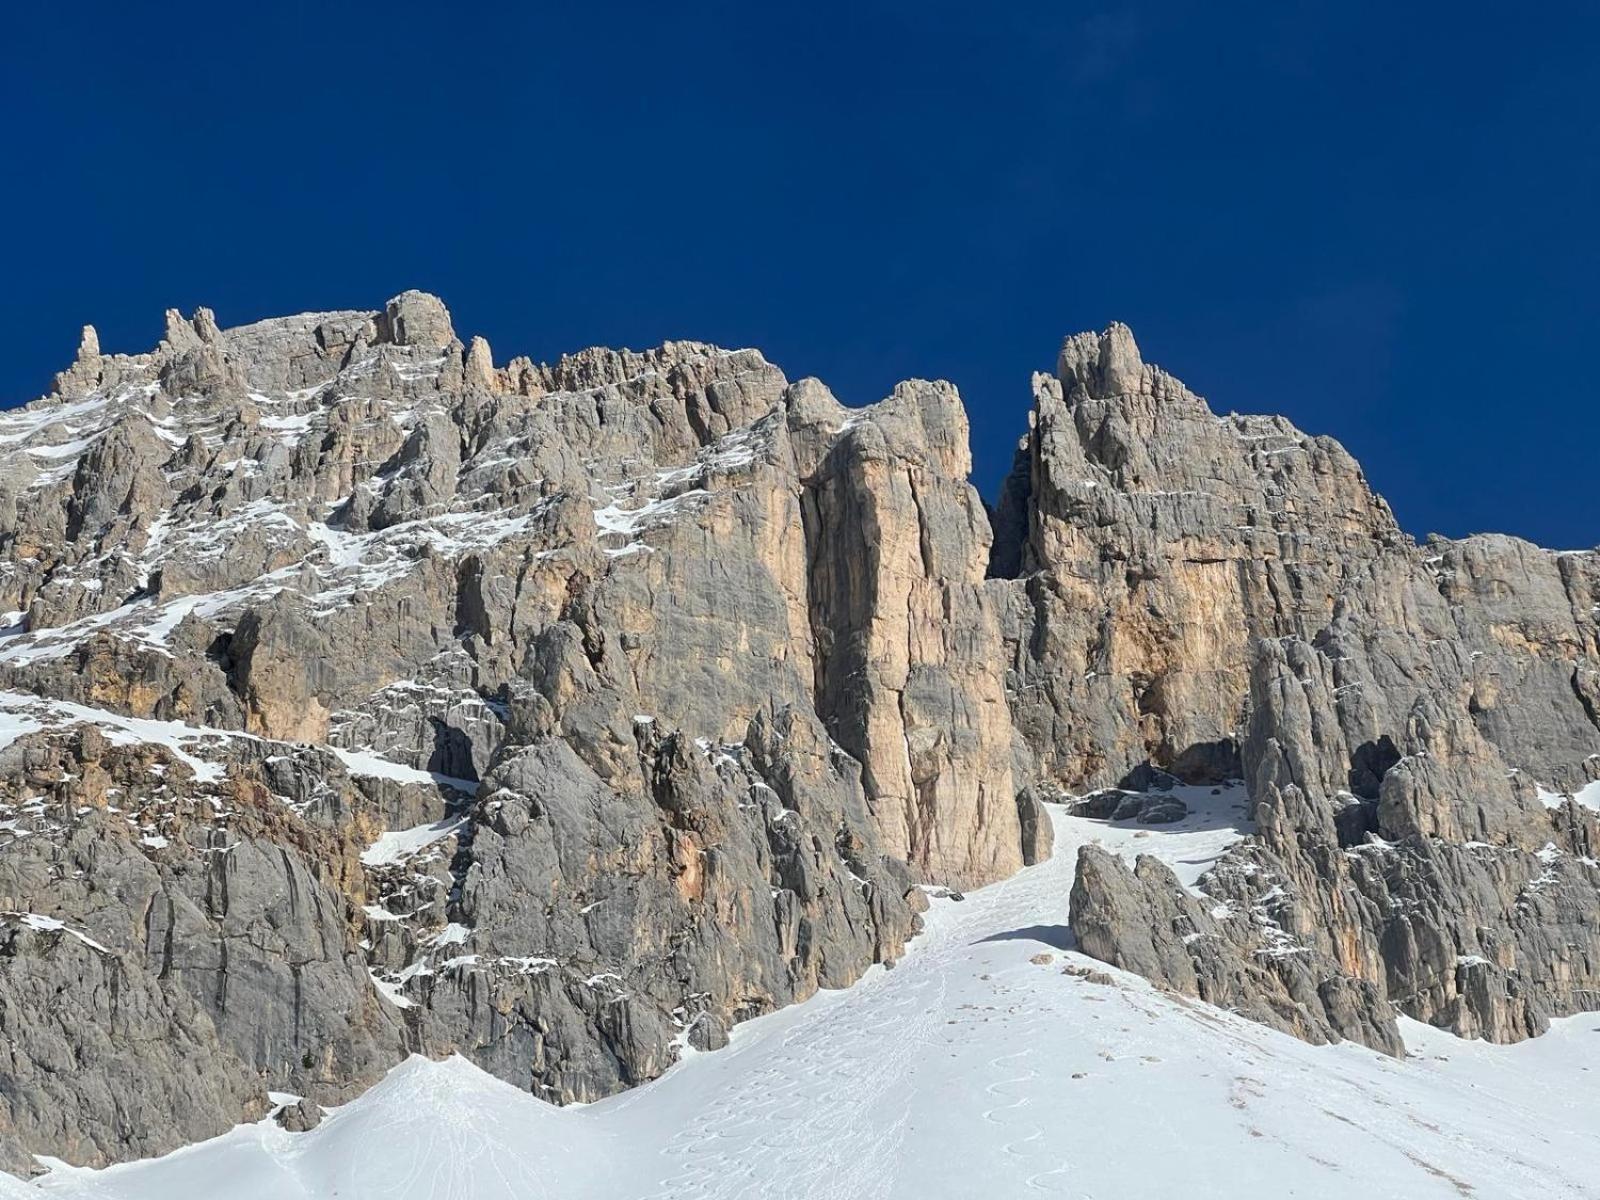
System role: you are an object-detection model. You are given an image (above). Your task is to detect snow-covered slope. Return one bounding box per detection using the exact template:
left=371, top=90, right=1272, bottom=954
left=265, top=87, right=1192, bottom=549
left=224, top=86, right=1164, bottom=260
left=24, top=798, right=1600, bottom=1200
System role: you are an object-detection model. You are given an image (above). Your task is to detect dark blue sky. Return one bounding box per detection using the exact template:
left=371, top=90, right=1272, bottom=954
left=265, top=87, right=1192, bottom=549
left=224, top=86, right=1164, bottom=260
left=4, top=2, right=1596, bottom=546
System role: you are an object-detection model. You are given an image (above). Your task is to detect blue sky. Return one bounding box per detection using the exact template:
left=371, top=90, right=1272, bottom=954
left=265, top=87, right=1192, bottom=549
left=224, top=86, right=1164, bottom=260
left=4, top=2, right=1596, bottom=546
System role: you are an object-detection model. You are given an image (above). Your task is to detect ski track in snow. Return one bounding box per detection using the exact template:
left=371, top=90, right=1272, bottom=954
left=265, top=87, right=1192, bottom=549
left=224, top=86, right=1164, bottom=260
left=23, top=788, right=1600, bottom=1200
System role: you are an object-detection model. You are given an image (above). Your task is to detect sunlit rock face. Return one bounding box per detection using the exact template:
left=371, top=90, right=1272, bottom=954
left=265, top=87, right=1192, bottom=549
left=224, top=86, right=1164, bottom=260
left=0, top=294, right=1020, bottom=1172
left=0, top=298, right=1594, bottom=1173
left=997, top=324, right=1600, bottom=1053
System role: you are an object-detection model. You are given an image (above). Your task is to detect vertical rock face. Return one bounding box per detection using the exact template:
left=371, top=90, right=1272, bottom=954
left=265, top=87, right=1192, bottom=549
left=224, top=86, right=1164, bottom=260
left=799, top=380, right=1021, bottom=885
left=0, top=296, right=1020, bottom=1172
left=996, top=323, right=1407, bottom=791
left=0, top=300, right=1595, bottom=1173
left=1024, top=326, right=1600, bottom=1052
left=0, top=727, right=407, bottom=1171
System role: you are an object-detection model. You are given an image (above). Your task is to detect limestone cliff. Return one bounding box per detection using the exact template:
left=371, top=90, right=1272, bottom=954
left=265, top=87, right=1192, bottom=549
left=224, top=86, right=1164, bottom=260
left=0, top=298, right=1595, bottom=1173
left=1007, top=326, right=1600, bottom=1050
left=0, top=294, right=1018, bottom=1172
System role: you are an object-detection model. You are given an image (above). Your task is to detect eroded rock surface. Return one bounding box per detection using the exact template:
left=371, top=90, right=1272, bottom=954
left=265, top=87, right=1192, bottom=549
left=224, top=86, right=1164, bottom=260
left=0, top=297, right=1007, bottom=1171
left=1021, top=327, right=1600, bottom=1052
left=0, top=299, right=1595, bottom=1173
left=1070, top=844, right=1401, bottom=1054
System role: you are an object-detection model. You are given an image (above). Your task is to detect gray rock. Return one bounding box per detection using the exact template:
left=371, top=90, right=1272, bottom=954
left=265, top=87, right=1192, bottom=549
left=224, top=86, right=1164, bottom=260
left=275, top=1099, right=324, bottom=1133
left=1069, top=844, right=1401, bottom=1054
left=0, top=294, right=1022, bottom=1171
left=0, top=298, right=1595, bottom=1173
left=1069, top=789, right=1188, bottom=824
left=1033, top=327, right=1600, bottom=1050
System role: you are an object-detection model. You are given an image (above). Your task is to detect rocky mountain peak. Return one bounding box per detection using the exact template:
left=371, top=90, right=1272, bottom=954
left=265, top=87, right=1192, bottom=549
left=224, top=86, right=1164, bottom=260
left=0, top=295, right=1595, bottom=1176
left=160, top=306, right=222, bottom=353
left=375, top=289, right=456, bottom=349
left=1057, top=320, right=1147, bottom=399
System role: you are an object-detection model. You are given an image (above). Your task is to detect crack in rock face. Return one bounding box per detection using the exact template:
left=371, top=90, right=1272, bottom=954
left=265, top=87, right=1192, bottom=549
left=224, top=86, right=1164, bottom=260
left=0, top=297, right=1595, bottom=1173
